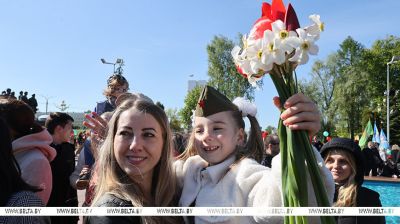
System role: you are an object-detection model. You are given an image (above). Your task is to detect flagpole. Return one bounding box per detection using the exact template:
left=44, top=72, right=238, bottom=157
left=387, top=61, right=390, bottom=144
left=386, top=56, right=400, bottom=144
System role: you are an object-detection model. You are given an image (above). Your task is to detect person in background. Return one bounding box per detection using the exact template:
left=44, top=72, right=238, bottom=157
left=390, top=144, right=400, bottom=172
left=18, top=91, right=23, bottom=100
left=380, top=156, right=400, bottom=178
left=171, top=132, right=188, bottom=157
left=321, top=137, right=385, bottom=224
left=0, top=99, right=56, bottom=205
left=363, top=141, right=384, bottom=176
left=45, top=112, right=78, bottom=224
left=0, top=118, right=49, bottom=224
left=312, top=135, right=324, bottom=152
left=95, top=74, right=129, bottom=116
left=261, top=133, right=280, bottom=168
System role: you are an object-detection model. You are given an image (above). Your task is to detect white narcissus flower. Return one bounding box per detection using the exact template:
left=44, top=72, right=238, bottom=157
left=231, top=46, right=254, bottom=76
left=245, top=39, right=271, bottom=75
left=306, top=14, right=324, bottom=40
left=248, top=74, right=263, bottom=88
left=288, top=28, right=319, bottom=65
left=309, top=14, right=324, bottom=32
left=260, top=30, right=286, bottom=66
left=271, top=20, right=297, bottom=54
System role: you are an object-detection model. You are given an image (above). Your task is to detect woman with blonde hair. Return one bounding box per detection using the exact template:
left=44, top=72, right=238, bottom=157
left=320, top=138, right=385, bottom=224
left=86, top=99, right=181, bottom=224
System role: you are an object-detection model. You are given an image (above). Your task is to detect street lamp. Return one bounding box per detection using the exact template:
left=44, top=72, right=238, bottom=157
left=386, top=55, right=400, bottom=144
left=39, top=95, right=53, bottom=114
left=100, top=58, right=124, bottom=74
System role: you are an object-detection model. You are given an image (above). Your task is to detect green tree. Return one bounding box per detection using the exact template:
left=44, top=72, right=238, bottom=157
left=264, top=125, right=277, bottom=135
left=165, top=108, right=183, bottom=132
left=299, top=53, right=339, bottom=137
left=333, top=36, right=368, bottom=139
left=179, top=86, right=203, bottom=130
left=362, top=35, right=400, bottom=144
left=206, top=35, right=258, bottom=101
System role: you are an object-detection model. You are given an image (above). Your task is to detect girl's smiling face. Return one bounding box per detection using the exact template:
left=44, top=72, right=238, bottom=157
left=194, top=111, right=244, bottom=165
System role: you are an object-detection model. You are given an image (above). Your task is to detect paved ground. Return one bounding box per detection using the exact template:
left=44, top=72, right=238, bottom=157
left=77, top=189, right=86, bottom=224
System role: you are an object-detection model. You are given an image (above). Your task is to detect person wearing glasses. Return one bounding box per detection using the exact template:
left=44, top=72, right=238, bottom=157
left=95, top=74, right=129, bottom=116
left=261, top=133, right=280, bottom=168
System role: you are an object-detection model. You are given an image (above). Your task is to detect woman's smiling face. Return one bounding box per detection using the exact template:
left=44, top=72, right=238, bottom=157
left=324, top=150, right=352, bottom=184
left=114, top=108, right=163, bottom=182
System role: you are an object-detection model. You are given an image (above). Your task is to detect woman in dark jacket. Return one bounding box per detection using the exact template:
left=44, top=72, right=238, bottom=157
left=320, top=138, right=385, bottom=224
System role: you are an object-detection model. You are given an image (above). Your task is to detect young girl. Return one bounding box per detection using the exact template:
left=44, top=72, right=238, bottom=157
left=87, top=99, right=182, bottom=224
left=321, top=138, right=385, bottom=224
left=175, top=85, right=334, bottom=223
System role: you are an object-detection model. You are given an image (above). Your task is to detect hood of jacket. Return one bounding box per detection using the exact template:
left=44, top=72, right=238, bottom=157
left=12, top=129, right=57, bottom=162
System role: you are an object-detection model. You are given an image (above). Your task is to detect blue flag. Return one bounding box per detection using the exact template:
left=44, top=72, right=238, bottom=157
left=380, top=129, right=390, bottom=150
left=372, top=121, right=380, bottom=144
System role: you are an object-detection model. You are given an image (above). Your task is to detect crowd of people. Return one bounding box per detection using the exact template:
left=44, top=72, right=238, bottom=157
left=0, top=73, right=394, bottom=224
left=1, top=88, right=38, bottom=113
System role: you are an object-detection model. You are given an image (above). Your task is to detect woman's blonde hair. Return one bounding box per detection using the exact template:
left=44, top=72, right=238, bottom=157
left=324, top=149, right=358, bottom=207
left=178, top=110, right=263, bottom=163
left=92, top=99, right=180, bottom=224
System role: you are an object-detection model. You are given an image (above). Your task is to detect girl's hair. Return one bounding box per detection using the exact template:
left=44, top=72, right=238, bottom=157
left=324, top=149, right=358, bottom=207
left=92, top=99, right=180, bottom=224
left=0, top=99, right=43, bottom=140
left=178, top=110, right=264, bottom=163
left=0, top=118, right=40, bottom=206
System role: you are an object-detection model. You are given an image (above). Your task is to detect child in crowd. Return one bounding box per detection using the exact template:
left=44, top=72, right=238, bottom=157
left=175, top=85, right=334, bottom=224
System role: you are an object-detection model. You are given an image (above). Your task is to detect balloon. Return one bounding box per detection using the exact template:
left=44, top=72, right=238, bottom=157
left=326, top=136, right=332, bottom=142
left=323, top=131, right=329, bottom=137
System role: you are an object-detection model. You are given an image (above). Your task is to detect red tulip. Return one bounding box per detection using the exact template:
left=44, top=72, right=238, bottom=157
left=249, top=0, right=300, bottom=41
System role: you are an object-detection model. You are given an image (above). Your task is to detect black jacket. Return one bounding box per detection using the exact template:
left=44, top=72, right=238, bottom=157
left=48, top=142, right=78, bottom=224
left=85, top=194, right=141, bottom=224
left=334, top=186, right=385, bottom=224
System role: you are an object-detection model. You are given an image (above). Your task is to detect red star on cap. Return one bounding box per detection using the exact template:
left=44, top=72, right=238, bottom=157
left=198, top=100, right=205, bottom=108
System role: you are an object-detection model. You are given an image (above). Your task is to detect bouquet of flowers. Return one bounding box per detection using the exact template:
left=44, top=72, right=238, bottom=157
left=232, top=1, right=334, bottom=223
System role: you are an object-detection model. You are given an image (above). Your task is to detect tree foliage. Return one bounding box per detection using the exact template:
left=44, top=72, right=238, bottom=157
left=362, top=35, right=400, bottom=144
left=298, top=36, right=400, bottom=142
left=179, top=85, right=203, bottom=130
left=299, top=54, right=339, bottom=137
left=165, top=108, right=183, bottom=133
left=206, top=35, right=258, bottom=101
